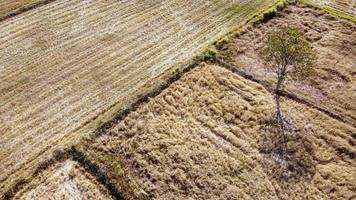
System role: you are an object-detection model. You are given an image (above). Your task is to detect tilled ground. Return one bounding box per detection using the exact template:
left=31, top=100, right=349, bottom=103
left=88, top=64, right=356, bottom=199
left=219, top=4, right=356, bottom=126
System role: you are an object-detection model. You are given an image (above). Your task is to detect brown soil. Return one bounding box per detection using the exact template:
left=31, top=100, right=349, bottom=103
left=220, top=4, right=356, bottom=126
left=88, top=63, right=356, bottom=199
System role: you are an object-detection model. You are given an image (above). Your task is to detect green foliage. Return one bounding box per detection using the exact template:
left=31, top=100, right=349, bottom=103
left=202, top=47, right=219, bottom=59
left=248, top=0, right=291, bottom=24
left=263, top=26, right=317, bottom=91
left=320, top=5, right=356, bottom=23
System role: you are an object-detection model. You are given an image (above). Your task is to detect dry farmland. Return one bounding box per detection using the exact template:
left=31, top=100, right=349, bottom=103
left=85, top=63, right=356, bottom=199
left=0, top=0, right=47, bottom=20
left=308, top=0, right=356, bottom=16
left=2, top=0, right=356, bottom=199
left=13, top=159, right=113, bottom=200
left=0, top=0, right=281, bottom=196
left=219, top=4, right=356, bottom=126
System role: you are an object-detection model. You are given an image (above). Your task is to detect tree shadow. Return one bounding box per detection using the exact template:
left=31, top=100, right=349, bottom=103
left=259, top=96, right=316, bottom=183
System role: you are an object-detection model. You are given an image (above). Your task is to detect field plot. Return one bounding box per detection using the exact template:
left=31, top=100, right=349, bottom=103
left=220, top=4, right=356, bottom=125
left=0, top=0, right=51, bottom=20
left=308, top=0, right=356, bottom=16
left=0, top=0, right=278, bottom=195
left=87, top=64, right=356, bottom=199
left=13, top=159, right=113, bottom=200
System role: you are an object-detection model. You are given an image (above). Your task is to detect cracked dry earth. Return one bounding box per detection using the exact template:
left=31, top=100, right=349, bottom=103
left=88, top=64, right=356, bottom=200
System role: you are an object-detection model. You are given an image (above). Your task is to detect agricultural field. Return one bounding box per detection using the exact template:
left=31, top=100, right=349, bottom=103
left=0, top=0, right=46, bottom=20
left=219, top=4, right=356, bottom=126
left=1, top=0, right=356, bottom=199
left=0, top=0, right=280, bottom=196
left=84, top=63, right=356, bottom=199
left=13, top=159, right=113, bottom=200
left=308, top=0, right=356, bottom=16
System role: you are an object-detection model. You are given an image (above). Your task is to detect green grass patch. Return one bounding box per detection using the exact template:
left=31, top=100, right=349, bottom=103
left=300, top=0, right=356, bottom=23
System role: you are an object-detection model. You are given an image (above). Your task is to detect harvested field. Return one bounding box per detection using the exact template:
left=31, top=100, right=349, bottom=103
left=86, top=64, right=356, bottom=199
left=0, top=0, right=46, bottom=20
left=219, top=4, right=356, bottom=126
left=13, top=159, right=113, bottom=200
left=309, top=0, right=356, bottom=16
left=0, top=0, right=279, bottom=195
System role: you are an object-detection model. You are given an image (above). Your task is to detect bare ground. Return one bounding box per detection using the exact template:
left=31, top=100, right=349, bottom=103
left=219, top=4, right=356, bottom=126
left=86, top=63, right=356, bottom=199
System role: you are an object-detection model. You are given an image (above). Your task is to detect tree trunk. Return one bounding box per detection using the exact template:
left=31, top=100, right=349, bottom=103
left=275, top=95, right=287, bottom=161
left=276, top=74, right=285, bottom=94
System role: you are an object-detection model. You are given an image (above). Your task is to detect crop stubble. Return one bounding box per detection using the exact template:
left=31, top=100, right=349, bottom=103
left=13, top=159, right=113, bottom=200
left=0, top=0, right=276, bottom=195
left=89, top=63, right=356, bottom=199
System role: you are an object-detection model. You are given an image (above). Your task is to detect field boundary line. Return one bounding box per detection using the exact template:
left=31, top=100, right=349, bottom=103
left=2, top=150, right=69, bottom=200
left=2, top=147, right=127, bottom=200
left=68, top=147, right=126, bottom=200
left=212, top=57, right=356, bottom=128
left=0, top=0, right=58, bottom=22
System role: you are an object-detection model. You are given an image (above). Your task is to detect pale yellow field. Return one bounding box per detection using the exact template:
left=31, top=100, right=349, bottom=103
left=0, top=0, right=278, bottom=196
left=86, top=64, right=356, bottom=199
left=13, top=159, right=113, bottom=200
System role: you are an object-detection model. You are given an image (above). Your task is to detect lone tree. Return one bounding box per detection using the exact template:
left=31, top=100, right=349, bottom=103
left=263, top=26, right=317, bottom=159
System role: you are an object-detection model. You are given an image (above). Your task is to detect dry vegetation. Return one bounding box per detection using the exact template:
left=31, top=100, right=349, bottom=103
left=219, top=4, right=356, bottom=126
left=13, top=159, right=113, bottom=200
left=0, top=0, right=281, bottom=194
left=2, top=1, right=356, bottom=199
left=86, top=64, right=356, bottom=199
left=308, top=0, right=356, bottom=16
left=0, top=0, right=46, bottom=20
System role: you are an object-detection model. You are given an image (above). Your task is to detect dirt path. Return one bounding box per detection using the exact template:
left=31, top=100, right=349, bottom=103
left=0, top=0, right=276, bottom=195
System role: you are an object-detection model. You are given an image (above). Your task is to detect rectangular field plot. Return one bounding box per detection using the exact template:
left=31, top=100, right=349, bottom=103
left=0, top=0, right=276, bottom=195
left=220, top=4, right=356, bottom=126
left=12, top=159, right=113, bottom=200
left=88, top=64, right=356, bottom=199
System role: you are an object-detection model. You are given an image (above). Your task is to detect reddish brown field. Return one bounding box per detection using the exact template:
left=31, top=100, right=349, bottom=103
left=219, top=4, right=356, bottom=126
